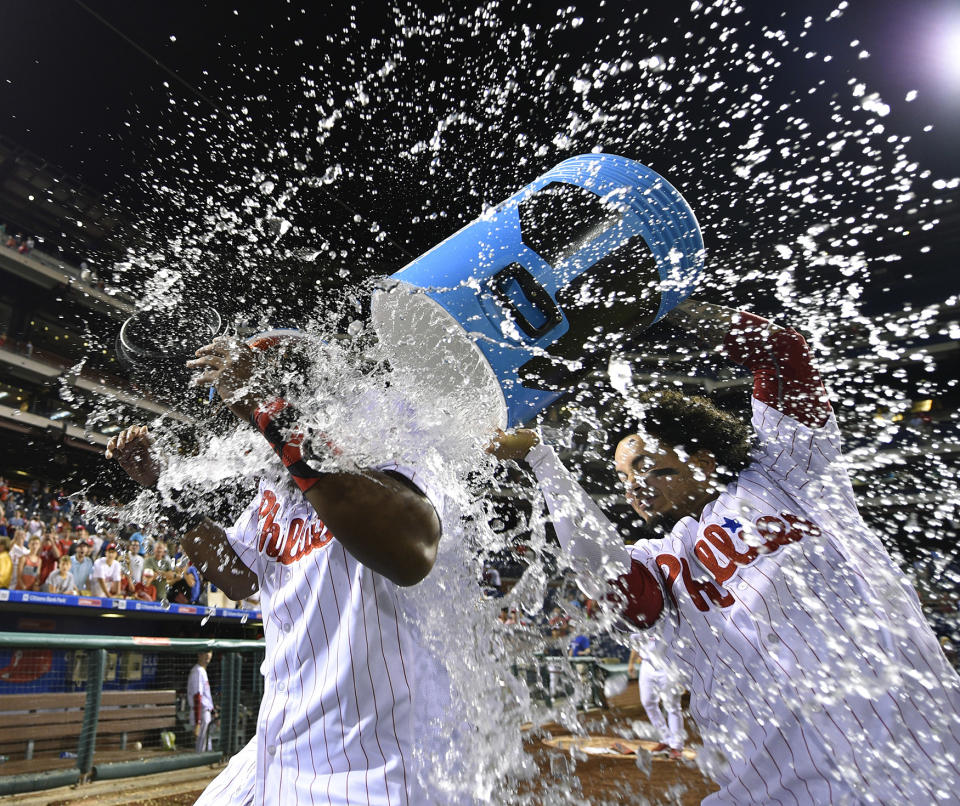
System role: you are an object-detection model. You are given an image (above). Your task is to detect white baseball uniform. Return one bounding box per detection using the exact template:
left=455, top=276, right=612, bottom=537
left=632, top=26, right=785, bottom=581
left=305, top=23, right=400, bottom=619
left=196, top=735, right=257, bottom=806
left=188, top=662, right=215, bottom=752
left=196, top=460, right=463, bottom=806
left=528, top=318, right=960, bottom=804
left=632, top=634, right=684, bottom=751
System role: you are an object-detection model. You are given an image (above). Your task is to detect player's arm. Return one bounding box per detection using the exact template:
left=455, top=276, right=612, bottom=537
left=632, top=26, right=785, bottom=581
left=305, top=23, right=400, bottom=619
left=488, top=430, right=665, bottom=629
left=105, top=427, right=259, bottom=600
left=188, top=340, right=441, bottom=587
left=667, top=299, right=831, bottom=427
left=179, top=522, right=258, bottom=600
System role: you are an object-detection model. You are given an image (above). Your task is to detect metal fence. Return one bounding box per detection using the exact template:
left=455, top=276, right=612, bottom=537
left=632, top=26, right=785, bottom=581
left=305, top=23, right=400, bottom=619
left=0, top=632, right=265, bottom=796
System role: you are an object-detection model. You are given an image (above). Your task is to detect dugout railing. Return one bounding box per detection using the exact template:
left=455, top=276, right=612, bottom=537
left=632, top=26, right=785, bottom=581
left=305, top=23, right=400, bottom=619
left=0, top=632, right=265, bottom=796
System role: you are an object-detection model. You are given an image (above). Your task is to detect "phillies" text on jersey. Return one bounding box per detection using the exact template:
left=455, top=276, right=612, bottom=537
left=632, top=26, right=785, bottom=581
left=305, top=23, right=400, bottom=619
left=657, top=512, right=822, bottom=612
left=256, top=489, right=334, bottom=565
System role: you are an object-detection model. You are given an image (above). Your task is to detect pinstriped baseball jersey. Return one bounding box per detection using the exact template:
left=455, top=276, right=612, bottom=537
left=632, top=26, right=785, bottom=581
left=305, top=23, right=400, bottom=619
left=221, top=461, right=453, bottom=806
left=533, top=402, right=960, bottom=803
left=528, top=311, right=960, bottom=804
left=628, top=398, right=960, bottom=804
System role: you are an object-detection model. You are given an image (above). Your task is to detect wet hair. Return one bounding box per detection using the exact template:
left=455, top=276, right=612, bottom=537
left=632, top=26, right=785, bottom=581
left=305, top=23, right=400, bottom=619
left=624, top=389, right=753, bottom=479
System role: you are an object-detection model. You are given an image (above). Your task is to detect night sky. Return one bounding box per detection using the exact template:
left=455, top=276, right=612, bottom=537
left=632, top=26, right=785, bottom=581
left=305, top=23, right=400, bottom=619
left=1, top=0, right=958, bottom=319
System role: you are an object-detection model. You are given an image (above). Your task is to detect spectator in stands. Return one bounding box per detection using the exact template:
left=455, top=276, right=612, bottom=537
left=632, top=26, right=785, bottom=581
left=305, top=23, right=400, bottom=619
left=482, top=561, right=502, bottom=597
left=16, top=536, right=42, bottom=590
left=70, top=541, right=93, bottom=593
left=45, top=555, right=79, bottom=595
left=0, top=513, right=8, bottom=538
left=55, top=529, right=72, bottom=559
left=70, top=525, right=86, bottom=551
left=117, top=571, right=135, bottom=598
left=8, top=509, right=25, bottom=531
left=144, top=540, right=174, bottom=601
left=18, top=236, right=34, bottom=255
left=9, top=528, right=28, bottom=573
left=126, top=537, right=144, bottom=583
left=568, top=634, right=591, bottom=657
left=138, top=531, right=155, bottom=556
left=89, top=530, right=104, bottom=558
left=135, top=567, right=158, bottom=601
left=167, top=562, right=202, bottom=605
left=0, top=476, right=8, bottom=506
left=0, top=537, right=11, bottom=588
left=26, top=514, right=42, bottom=538
left=91, top=542, right=121, bottom=598
left=37, top=532, right=62, bottom=585
left=188, top=651, right=215, bottom=752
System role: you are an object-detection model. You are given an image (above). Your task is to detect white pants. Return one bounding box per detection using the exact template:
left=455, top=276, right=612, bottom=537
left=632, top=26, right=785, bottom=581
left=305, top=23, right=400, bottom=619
left=639, top=662, right=684, bottom=750
left=195, top=709, right=213, bottom=753
left=195, top=735, right=257, bottom=806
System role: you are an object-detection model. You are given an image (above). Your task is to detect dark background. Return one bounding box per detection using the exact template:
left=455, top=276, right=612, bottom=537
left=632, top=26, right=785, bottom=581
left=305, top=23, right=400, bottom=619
left=0, top=0, right=958, bottom=557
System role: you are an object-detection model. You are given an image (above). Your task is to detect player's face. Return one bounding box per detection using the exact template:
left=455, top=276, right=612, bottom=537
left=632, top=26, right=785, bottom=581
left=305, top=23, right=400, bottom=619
left=614, top=434, right=713, bottom=526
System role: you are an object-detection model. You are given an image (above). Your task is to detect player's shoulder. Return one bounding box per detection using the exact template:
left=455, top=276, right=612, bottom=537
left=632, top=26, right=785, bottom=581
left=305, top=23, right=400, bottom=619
left=750, top=396, right=841, bottom=440
left=628, top=533, right=673, bottom=562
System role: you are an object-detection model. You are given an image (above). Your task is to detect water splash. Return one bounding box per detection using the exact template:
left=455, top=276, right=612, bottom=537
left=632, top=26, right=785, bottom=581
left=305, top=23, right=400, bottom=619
left=73, top=1, right=960, bottom=801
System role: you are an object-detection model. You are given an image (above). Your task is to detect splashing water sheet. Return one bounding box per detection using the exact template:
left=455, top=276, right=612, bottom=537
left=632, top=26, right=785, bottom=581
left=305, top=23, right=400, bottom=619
left=64, top=1, right=960, bottom=803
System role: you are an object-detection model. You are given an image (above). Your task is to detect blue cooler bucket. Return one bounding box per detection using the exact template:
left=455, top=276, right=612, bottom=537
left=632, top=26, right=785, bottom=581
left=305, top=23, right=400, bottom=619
left=371, top=153, right=703, bottom=429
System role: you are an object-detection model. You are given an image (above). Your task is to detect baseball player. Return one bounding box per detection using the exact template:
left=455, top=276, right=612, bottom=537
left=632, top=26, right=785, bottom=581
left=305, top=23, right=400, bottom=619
left=106, top=330, right=464, bottom=805
left=627, top=635, right=684, bottom=760
left=491, top=299, right=960, bottom=804
left=188, top=650, right=216, bottom=752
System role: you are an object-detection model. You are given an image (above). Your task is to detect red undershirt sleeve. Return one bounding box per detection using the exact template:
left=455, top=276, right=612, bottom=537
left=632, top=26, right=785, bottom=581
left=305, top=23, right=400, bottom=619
left=721, top=312, right=832, bottom=428
left=609, top=558, right=665, bottom=629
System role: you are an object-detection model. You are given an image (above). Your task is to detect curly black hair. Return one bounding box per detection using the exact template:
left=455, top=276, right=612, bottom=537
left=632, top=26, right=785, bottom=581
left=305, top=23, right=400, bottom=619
left=622, top=389, right=754, bottom=478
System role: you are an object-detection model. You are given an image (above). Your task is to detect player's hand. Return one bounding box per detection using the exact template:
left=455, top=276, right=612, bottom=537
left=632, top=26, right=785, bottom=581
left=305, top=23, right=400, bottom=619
left=186, top=337, right=259, bottom=421
left=486, top=428, right=540, bottom=462
left=105, top=425, right=161, bottom=488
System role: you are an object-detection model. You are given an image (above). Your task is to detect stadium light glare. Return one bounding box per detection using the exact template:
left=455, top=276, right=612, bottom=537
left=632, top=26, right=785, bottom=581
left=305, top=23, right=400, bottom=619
left=932, top=11, right=960, bottom=86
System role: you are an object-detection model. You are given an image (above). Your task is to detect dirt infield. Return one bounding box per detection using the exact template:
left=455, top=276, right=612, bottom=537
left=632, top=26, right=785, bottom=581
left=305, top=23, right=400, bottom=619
left=6, top=703, right=717, bottom=805
left=522, top=703, right=718, bottom=805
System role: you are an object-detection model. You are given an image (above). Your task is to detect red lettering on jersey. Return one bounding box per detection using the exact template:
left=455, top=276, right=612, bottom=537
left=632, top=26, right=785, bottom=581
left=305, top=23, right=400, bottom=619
left=656, top=553, right=735, bottom=613
left=694, top=524, right=759, bottom=584
left=694, top=511, right=822, bottom=594
left=279, top=519, right=305, bottom=565
left=661, top=512, right=823, bottom=614
left=258, top=503, right=281, bottom=554
left=258, top=490, right=277, bottom=517
left=263, top=508, right=286, bottom=558
left=310, top=522, right=333, bottom=552
left=254, top=491, right=335, bottom=564
left=756, top=515, right=804, bottom=552
left=782, top=512, right=822, bottom=540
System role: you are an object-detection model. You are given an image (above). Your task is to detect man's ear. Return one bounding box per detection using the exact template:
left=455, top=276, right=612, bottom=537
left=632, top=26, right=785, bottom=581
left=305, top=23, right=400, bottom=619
left=691, top=449, right=717, bottom=479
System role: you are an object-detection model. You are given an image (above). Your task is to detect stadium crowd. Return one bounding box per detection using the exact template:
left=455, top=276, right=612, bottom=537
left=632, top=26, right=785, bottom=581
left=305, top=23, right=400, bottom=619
left=0, top=474, right=206, bottom=605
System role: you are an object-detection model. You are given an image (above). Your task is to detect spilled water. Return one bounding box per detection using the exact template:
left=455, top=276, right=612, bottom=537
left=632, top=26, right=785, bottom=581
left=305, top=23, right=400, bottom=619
left=65, top=1, right=960, bottom=802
